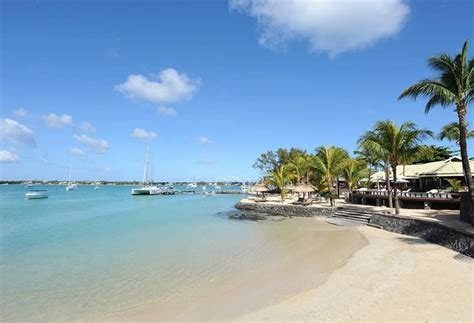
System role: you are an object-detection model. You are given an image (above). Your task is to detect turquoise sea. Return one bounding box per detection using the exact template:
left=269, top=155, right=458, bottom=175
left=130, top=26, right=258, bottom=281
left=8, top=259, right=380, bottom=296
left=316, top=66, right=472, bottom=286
left=0, top=185, right=248, bottom=320
left=0, top=185, right=294, bottom=321
left=1, top=184, right=364, bottom=321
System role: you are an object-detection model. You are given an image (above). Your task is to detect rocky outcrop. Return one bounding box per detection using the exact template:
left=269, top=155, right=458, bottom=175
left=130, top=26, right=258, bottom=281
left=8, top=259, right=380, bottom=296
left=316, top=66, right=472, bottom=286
left=371, top=213, right=474, bottom=257
left=235, top=201, right=334, bottom=217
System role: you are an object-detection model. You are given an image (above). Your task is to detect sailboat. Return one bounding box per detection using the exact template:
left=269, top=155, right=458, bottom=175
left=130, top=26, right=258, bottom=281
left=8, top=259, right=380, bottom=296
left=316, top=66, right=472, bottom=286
left=131, top=146, right=161, bottom=196
left=65, top=165, right=78, bottom=191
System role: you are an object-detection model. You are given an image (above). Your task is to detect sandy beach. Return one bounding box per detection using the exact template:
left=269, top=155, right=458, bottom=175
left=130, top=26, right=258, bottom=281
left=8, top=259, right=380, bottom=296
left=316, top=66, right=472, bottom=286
left=123, top=217, right=473, bottom=322
left=238, top=221, right=474, bottom=322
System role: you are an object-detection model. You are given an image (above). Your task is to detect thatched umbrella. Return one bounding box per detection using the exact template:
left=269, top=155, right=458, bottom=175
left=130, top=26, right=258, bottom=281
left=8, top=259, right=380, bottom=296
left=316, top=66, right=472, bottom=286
left=292, top=183, right=316, bottom=200
left=249, top=183, right=270, bottom=197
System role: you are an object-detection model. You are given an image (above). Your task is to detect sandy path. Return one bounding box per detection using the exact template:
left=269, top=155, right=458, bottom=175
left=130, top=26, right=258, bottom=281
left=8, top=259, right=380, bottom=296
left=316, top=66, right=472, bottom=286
left=238, top=225, right=473, bottom=322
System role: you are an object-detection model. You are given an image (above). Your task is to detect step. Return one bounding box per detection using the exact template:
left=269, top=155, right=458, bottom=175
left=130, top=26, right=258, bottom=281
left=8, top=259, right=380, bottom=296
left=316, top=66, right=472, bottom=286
left=333, top=210, right=372, bottom=218
left=332, top=212, right=372, bottom=220
left=331, top=214, right=370, bottom=223
left=331, top=216, right=369, bottom=224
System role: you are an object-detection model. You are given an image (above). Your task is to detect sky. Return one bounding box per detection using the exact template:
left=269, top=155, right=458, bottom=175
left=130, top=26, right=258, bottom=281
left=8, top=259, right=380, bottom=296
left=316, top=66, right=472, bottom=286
left=1, top=0, right=473, bottom=182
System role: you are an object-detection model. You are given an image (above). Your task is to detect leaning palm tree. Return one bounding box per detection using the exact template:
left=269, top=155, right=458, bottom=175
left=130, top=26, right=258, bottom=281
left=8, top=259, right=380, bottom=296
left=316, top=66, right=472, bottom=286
left=438, top=122, right=474, bottom=145
left=312, top=146, right=349, bottom=206
left=268, top=164, right=292, bottom=201
left=359, top=120, right=432, bottom=214
left=399, top=40, right=473, bottom=199
left=341, top=159, right=368, bottom=192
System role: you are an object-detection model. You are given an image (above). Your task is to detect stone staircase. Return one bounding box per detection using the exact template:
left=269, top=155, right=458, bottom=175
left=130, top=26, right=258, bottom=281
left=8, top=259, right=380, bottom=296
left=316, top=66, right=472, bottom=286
left=331, top=207, right=375, bottom=225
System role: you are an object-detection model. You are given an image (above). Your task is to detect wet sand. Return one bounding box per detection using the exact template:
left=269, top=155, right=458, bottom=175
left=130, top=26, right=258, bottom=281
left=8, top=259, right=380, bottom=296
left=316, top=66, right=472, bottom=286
left=121, top=218, right=368, bottom=321
left=121, top=217, right=473, bottom=322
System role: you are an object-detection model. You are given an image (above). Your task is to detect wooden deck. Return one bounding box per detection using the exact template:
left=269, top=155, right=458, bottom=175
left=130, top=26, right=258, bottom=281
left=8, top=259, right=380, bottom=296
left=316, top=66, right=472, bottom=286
left=350, top=189, right=461, bottom=208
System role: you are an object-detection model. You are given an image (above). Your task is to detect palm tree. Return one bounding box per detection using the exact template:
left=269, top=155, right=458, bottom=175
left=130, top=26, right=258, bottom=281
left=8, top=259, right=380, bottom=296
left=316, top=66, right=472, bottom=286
left=359, top=120, right=432, bottom=214
left=341, top=159, right=368, bottom=192
left=354, top=146, right=383, bottom=187
left=312, top=145, right=349, bottom=206
left=439, top=122, right=474, bottom=144
left=287, top=153, right=314, bottom=184
left=268, top=164, right=292, bottom=201
left=399, top=40, right=473, bottom=200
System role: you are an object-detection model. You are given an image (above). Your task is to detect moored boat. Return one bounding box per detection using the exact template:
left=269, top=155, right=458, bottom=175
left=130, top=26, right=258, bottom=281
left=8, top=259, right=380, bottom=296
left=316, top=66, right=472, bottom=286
left=132, top=146, right=162, bottom=196
left=25, top=190, right=48, bottom=199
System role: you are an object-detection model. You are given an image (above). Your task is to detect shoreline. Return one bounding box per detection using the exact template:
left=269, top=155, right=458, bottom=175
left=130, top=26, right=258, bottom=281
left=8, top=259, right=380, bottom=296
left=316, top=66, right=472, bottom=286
left=119, top=216, right=473, bottom=322
left=235, top=198, right=474, bottom=257
left=118, top=218, right=368, bottom=321
left=238, top=224, right=473, bottom=322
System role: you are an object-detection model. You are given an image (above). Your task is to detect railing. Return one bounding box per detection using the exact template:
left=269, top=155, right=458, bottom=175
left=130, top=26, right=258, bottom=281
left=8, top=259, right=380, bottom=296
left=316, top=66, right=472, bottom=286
left=351, top=189, right=460, bottom=200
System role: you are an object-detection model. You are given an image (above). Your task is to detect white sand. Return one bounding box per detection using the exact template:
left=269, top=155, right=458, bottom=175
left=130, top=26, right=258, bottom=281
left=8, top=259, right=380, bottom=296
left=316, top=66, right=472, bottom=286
left=238, top=224, right=474, bottom=322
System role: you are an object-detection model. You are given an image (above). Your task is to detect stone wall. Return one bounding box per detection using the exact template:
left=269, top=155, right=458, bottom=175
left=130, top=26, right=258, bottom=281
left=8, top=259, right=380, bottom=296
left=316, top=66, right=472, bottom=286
left=235, top=201, right=334, bottom=217
left=371, top=213, right=474, bottom=257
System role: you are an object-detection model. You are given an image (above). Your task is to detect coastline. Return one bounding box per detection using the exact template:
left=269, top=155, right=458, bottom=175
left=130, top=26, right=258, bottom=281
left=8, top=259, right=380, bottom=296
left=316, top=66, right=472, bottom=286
left=118, top=217, right=368, bottom=321
left=120, top=216, right=473, bottom=322
left=238, top=225, right=473, bottom=322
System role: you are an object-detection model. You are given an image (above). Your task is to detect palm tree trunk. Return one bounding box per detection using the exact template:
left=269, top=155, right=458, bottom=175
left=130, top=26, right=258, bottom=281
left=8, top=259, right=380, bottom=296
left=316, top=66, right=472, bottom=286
left=392, top=165, right=400, bottom=214
left=328, top=176, right=334, bottom=207
left=457, top=105, right=473, bottom=224
left=384, top=163, right=393, bottom=210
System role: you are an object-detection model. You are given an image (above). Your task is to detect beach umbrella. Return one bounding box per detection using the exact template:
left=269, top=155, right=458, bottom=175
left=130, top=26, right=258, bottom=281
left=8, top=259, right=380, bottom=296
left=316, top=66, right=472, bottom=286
left=394, top=178, right=409, bottom=183
left=292, top=183, right=316, bottom=193
left=249, top=183, right=269, bottom=197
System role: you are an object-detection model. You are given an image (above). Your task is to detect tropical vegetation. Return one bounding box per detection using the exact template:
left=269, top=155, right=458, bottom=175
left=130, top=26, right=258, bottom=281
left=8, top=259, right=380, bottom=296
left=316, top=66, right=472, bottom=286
left=398, top=40, right=473, bottom=202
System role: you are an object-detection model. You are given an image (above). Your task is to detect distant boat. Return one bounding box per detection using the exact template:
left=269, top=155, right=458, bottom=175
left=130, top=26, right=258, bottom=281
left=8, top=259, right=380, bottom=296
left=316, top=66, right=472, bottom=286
left=132, top=146, right=162, bottom=196
left=25, top=190, right=48, bottom=199
left=188, top=183, right=197, bottom=188
left=66, top=165, right=78, bottom=191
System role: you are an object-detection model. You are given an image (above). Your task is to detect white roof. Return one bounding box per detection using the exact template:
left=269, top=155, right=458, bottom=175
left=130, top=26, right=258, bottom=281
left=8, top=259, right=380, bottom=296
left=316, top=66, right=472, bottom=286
left=370, top=156, right=474, bottom=180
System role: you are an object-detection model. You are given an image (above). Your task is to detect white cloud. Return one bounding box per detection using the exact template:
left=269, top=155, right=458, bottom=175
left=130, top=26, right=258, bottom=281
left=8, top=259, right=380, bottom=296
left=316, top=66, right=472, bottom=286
left=158, top=106, right=177, bottom=117
left=79, top=122, right=95, bottom=133
left=13, top=108, right=28, bottom=117
left=131, top=128, right=157, bottom=141
left=116, top=68, right=200, bottom=104
left=230, top=0, right=410, bottom=56
left=0, top=119, right=36, bottom=147
left=42, top=113, right=73, bottom=128
left=199, top=136, right=211, bottom=147
left=69, top=147, right=86, bottom=157
left=0, top=150, right=20, bottom=163
left=73, top=134, right=109, bottom=153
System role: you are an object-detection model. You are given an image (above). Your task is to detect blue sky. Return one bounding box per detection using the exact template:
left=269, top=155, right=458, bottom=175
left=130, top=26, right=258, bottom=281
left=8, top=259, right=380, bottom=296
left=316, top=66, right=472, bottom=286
left=1, top=0, right=473, bottom=181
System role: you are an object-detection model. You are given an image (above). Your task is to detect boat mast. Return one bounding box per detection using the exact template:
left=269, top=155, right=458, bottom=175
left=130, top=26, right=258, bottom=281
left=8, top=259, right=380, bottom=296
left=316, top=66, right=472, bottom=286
left=143, top=146, right=150, bottom=184
left=68, top=165, right=72, bottom=184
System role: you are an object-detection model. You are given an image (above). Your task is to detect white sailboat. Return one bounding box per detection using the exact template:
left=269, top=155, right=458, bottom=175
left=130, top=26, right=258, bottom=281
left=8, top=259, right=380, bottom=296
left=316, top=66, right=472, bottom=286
left=66, top=165, right=78, bottom=191
left=132, top=146, right=161, bottom=196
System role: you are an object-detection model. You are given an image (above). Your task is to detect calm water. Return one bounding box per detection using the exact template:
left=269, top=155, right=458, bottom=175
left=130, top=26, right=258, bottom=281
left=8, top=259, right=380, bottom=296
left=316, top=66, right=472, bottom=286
left=1, top=184, right=269, bottom=321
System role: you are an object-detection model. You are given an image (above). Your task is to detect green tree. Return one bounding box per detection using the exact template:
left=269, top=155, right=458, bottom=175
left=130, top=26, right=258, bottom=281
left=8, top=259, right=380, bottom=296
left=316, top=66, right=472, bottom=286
left=341, top=159, right=368, bottom=192
left=312, top=145, right=349, bottom=206
left=399, top=40, right=473, bottom=206
left=287, top=153, right=314, bottom=184
left=438, top=122, right=474, bottom=145
left=359, top=121, right=432, bottom=214
left=267, top=164, right=292, bottom=201
left=411, top=145, right=454, bottom=164
left=354, top=146, right=383, bottom=187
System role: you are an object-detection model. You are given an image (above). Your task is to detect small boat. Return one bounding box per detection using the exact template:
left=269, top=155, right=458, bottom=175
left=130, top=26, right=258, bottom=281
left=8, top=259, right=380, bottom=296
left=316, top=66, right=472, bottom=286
left=25, top=190, right=48, bottom=199
left=66, top=183, right=78, bottom=191
left=65, top=165, right=78, bottom=191
left=132, top=146, right=162, bottom=196
left=94, top=186, right=99, bottom=190
left=188, top=183, right=197, bottom=188
left=132, top=185, right=161, bottom=195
